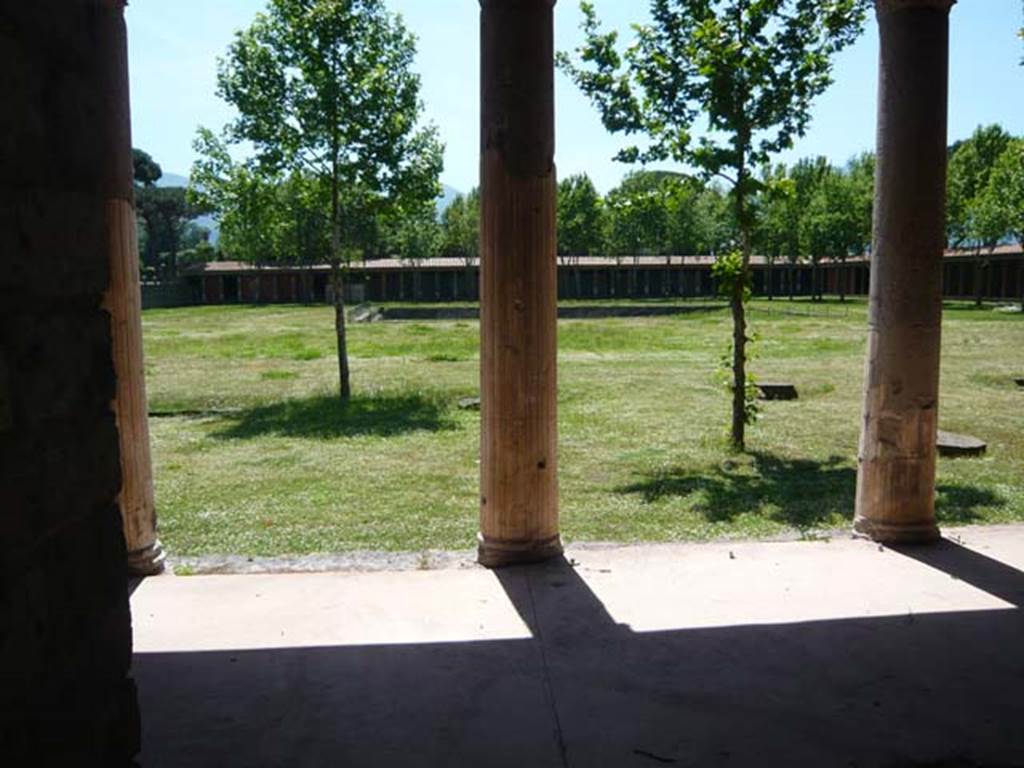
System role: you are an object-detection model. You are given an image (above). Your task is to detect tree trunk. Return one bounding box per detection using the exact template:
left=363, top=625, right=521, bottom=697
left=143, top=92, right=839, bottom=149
left=731, top=179, right=751, bottom=452
left=767, top=256, right=774, bottom=301
left=788, top=260, right=795, bottom=301
left=329, top=156, right=350, bottom=401
left=730, top=279, right=747, bottom=450
left=331, top=263, right=351, bottom=401
left=839, top=257, right=847, bottom=302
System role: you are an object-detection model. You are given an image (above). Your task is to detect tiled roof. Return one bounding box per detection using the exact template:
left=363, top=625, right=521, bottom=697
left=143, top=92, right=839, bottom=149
left=181, top=242, right=1022, bottom=275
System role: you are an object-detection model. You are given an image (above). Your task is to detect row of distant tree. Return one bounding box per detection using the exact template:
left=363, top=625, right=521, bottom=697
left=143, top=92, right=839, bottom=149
left=152, top=123, right=1020, bottom=287
left=444, top=123, right=1024, bottom=278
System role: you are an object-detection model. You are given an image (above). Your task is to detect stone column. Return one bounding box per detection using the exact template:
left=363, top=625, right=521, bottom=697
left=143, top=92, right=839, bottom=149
left=854, top=0, right=955, bottom=543
left=99, top=0, right=164, bottom=574
left=478, top=0, right=561, bottom=567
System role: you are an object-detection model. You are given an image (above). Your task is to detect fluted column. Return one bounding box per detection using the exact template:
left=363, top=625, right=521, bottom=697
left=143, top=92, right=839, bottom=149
left=99, top=0, right=164, bottom=574
left=478, top=0, right=561, bottom=567
left=854, top=0, right=955, bottom=543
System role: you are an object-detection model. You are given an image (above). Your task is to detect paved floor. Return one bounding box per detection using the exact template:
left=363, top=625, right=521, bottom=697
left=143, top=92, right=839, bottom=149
left=131, top=526, right=1024, bottom=767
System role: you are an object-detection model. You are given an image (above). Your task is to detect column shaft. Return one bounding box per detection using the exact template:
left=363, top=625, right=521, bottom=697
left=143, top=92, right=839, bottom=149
left=478, top=0, right=561, bottom=567
left=98, top=0, right=164, bottom=574
left=854, top=0, right=955, bottom=543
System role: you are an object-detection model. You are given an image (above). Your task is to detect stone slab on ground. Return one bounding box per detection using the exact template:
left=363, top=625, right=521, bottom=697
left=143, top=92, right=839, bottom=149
left=756, top=382, right=799, bottom=401
left=457, top=396, right=481, bottom=411
left=349, top=303, right=383, bottom=323
left=937, top=429, right=987, bottom=457
left=131, top=526, right=1024, bottom=768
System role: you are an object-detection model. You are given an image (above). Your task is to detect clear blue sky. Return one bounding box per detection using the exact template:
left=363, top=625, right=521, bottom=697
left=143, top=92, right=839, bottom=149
left=127, top=1, right=1024, bottom=194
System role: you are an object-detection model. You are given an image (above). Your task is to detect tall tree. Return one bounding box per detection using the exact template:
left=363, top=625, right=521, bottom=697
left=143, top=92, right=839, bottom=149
left=978, top=139, right=1024, bottom=309
left=383, top=200, right=442, bottom=299
left=558, top=173, right=605, bottom=257
left=753, top=163, right=796, bottom=301
left=136, top=186, right=193, bottom=280
left=210, top=0, right=443, bottom=400
left=947, top=124, right=1014, bottom=306
left=440, top=189, right=480, bottom=299
left=441, top=191, right=480, bottom=261
left=800, top=164, right=862, bottom=301
left=558, top=173, right=605, bottom=297
left=692, top=183, right=735, bottom=257
left=560, top=0, right=866, bottom=448
left=845, top=152, right=875, bottom=246
left=663, top=175, right=704, bottom=256
left=604, top=171, right=672, bottom=295
left=132, top=148, right=162, bottom=187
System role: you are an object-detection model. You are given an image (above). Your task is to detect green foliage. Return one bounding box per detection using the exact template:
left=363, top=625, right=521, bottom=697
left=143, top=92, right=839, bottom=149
left=801, top=168, right=861, bottom=258
left=559, top=0, right=866, bottom=179
left=440, top=190, right=480, bottom=264
left=601, top=170, right=735, bottom=257
left=558, top=173, right=606, bottom=257
left=754, top=163, right=799, bottom=266
left=136, top=185, right=194, bottom=279
left=982, top=139, right=1024, bottom=246
left=604, top=171, right=672, bottom=257
left=754, top=153, right=873, bottom=299
left=190, top=129, right=331, bottom=265
left=692, top=184, right=735, bottom=254
left=382, top=200, right=442, bottom=266
left=711, top=250, right=749, bottom=302
left=132, top=147, right=214, bottom=278
left=132, top=148, right=163, bottom=187
left=947, top=124, right=1014, bottom=249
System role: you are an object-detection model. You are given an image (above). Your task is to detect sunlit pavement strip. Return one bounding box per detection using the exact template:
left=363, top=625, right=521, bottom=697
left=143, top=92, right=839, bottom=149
left=131, top=525, right=1023, bottom=653
left=131, top=525, right=1024, bottom=768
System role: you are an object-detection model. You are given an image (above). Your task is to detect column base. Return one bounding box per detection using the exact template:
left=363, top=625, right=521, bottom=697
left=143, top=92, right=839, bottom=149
left=477, top=533, right=563, bottom=569
left=127, top=539, right=166, bottom=576
left=853, top=517, right=941, bottom=545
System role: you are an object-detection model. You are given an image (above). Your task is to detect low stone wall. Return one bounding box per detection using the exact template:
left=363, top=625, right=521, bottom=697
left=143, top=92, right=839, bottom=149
left=375, top=303, right=727, bottom=321
left=141, top=280, right=200, bottom=309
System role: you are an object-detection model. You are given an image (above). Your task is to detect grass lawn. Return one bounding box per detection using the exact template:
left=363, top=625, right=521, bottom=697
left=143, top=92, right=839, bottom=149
left=143, top=299, right=1024, bottom=557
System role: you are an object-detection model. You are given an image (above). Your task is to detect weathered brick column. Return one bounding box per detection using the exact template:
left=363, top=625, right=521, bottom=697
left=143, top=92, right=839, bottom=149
left=478, top=0, right=561, bottom=567
left=854, top=0, right=955, bottom=543
left=100, top=0, right=164, bottom=574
